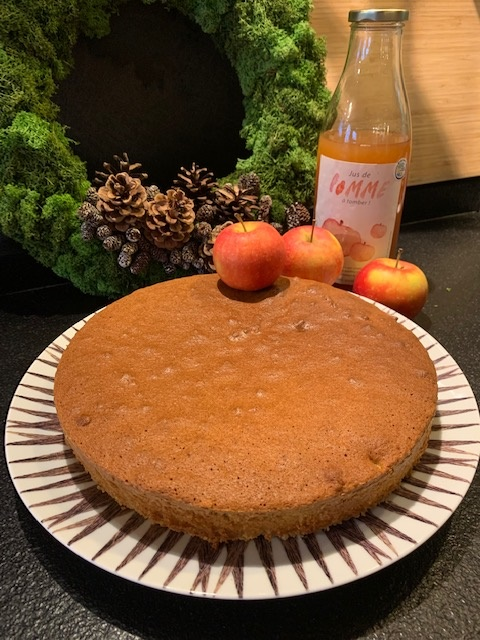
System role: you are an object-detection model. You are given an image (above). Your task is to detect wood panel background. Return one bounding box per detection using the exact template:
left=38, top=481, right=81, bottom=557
left=310, top=1, right=480, bottom=186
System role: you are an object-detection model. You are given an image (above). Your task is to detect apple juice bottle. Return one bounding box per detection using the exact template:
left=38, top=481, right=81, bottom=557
left=314, top=9, right=411, bottom=287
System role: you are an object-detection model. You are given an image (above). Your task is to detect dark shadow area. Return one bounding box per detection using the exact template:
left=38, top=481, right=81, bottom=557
left=54, top=1, right=247, bottom=187
left=217, top=276, right=291, bottom=302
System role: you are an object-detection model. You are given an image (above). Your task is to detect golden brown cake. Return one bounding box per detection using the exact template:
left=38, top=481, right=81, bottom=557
left=54, top=274, right=437, bottom=544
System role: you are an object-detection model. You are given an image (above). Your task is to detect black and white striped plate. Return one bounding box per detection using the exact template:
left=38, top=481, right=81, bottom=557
left=5, top=304, right=480, bottom=599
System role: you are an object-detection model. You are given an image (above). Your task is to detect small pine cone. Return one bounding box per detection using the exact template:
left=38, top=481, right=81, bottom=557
left=146, top=185, right=161, bottom=201
left=163, top=262, right=177, bottom=276
left=213, top=220, right=234, bottom=236
left=238, top=172, right=261, bottom=198
left=125, top=227, right=141, bottom=243
left=199, top=221, right=232, bottom=272
left=192, top=257, right=205, bottom=272
left=150, top=246, right=169, bottom=263
left=77, top=201, right=98, bottom=221
left=121, top=241, right=138, bottom=256
left=270, top=222, right=284, bottom=235
left=102, top=235, right=123, bottom=252
left=137, top=235, right=152, bottom=252
left=169, top=248, right=182, bottom=265
left=285, top=202, right=311, bottom=230
left=195, top=204, right=216, bottom=224
left=130, top=251, right=151, bottom=275
left=84, top=186, right=99, bottom=205
left=80, top=220, right=96, bottom=241
left=118, top=250, right=132, bottom=269
left=194, top=221, right=213, bottom=239
left=203, top=258, right=216, bottom=274
left=96, top=224, right=113, bottom=239
left=181, top=242, right=197, bottom=264
left=181, top=261, right=191, bottom=270
left=89, top=210, right=104, bottom=228
left=257, top=195, right=272, bottom=221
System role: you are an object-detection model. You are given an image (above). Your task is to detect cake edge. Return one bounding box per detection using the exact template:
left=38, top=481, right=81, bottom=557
left=64, top=417, right=434, bottom=546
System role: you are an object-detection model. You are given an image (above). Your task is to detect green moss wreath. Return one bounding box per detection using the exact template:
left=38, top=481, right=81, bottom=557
left=0, top=0, right=329, bottom=297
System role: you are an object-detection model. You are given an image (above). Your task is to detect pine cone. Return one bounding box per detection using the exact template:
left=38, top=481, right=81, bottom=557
left=194, top=221, right=213, bottom=239
left=102, top=235, right=123, bottom=252
left=257, top=195, right=272, bottom=222
left=199, top=221, right=233, bottom=272
left=238, top=172, right=261, bottom=198
left=125, top=227, right=141, bottom=243
left=120, top=241, right=138, bottom=256
left=97, top=172, right=148, bottom=231
left=181, top=241, right=197, bottom=265
left=80, top=220, right=97, bottom=241
left=130, top=251, right=151, bottom=275
left=169, top=248, right=182, bottom=265
left=195, top=203, right=216, bottom=224
left=118, top=250, right=133, bottom=269
left=84, top=186, right=99, bottom=205
left=146, top=185, right=161, bottom=201
left=94, top=152, right=148, bottom=186
left=214, top=183, right=258, bottom=222
left=173, top=163, right=218, bottom=207
left=163, top=262, right=177, bottom=276
left=149, top=245, right=169, bottom=263
left=284, top=202, right=312, bottom=230
left=96, top=224, right=113, bottom=239
left=191, top=256, right=206, bottom=273
left=77, top=201, right=100, bottom=222
left=145, top=188, right=195, bottom=250
left=270, top=222, right=284, bottom=235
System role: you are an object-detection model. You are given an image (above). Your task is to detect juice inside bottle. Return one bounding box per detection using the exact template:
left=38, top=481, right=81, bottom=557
left=315, top=129, right=411, bottom=287
left=318, top=130, right=411, bottom=165
left=314, top=10, right=411, bottom=287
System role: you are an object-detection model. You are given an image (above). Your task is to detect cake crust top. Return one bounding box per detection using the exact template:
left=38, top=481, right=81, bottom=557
left=54, top=275, right=437, bottom=513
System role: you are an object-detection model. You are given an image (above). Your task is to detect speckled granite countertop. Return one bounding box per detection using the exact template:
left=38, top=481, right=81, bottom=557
left=1, top=211, right=479, bottom=640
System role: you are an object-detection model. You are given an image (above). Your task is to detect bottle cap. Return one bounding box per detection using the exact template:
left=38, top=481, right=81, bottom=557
left=348, top=9, right=409, bottom=22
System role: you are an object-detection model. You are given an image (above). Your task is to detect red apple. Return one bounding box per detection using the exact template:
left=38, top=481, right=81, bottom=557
left=282, top=225, right=344, bottom=285
left=212, top=220, right=286, bottom=291
left=353, top=250, right=428, bottom=319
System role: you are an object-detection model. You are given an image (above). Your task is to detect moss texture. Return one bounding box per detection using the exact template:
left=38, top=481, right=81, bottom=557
left=0, top=0, right=329, bottom=297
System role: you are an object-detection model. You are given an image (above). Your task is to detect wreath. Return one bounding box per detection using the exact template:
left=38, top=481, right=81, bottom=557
left=0, top=0, right=329, bottom=297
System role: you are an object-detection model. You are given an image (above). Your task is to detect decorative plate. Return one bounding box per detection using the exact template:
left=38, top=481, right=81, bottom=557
left=5, top=304, right=480, bottom=600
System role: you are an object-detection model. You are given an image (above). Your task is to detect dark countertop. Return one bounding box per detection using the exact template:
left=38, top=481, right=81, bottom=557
left=1, top=211, right=479, bottom=640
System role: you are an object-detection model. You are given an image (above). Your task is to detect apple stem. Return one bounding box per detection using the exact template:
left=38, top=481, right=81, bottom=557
left=395, top=247, right=404, bottom=269
left=309, top=217, right=315, bottom=243
left=234, top=213, right=247, bottom=232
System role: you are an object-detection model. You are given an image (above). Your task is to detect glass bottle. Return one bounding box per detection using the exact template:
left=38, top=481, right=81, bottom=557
left=314, top=9, right=411, bottom=287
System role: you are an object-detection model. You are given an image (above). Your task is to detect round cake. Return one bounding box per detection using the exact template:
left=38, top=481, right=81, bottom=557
left=54, top=274, right=437, bottom=544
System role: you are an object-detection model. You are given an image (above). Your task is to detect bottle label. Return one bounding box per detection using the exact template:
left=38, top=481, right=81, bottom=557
left=315, top=156, right=407, bottom=285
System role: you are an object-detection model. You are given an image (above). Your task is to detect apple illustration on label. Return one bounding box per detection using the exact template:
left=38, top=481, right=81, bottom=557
left=370, top=223, right=387, bottom=239
left=322, top=218, right=361, bottom=256
left=282, top=225, right=344, bottom=285
left=349, top=241, right=375, bottom=263
left=353, top=249, right=429, bottom=319
left=213, top=217, right=286, bottom=291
